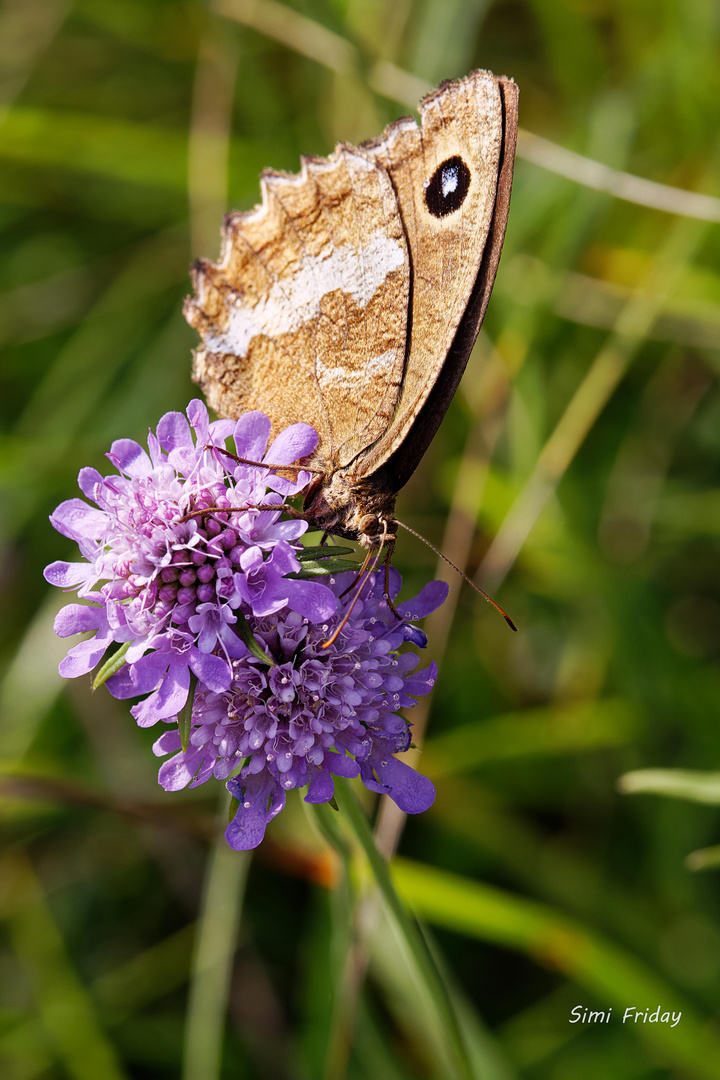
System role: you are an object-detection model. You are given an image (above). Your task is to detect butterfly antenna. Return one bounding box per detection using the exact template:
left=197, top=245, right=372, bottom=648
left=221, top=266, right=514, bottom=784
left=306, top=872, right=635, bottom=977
left=177, top=501, right=277, bottom=524
left=322, top=532, right=387, bottom=649
left=394, top=518, right=518, bottom=632
left=208, top=445, right=322, bottom=476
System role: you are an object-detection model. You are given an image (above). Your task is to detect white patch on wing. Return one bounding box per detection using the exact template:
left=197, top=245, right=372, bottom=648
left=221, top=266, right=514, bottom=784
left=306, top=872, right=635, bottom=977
left=204, top=231, right=405, bottom=357
left=316, top=350, right=396, bottom=392
left=442, top=164, right=459, bottom=196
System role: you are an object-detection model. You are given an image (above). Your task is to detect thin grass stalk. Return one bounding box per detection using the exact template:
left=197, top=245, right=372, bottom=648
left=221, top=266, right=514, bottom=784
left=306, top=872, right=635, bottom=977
left=333, top=778, right=474, bottom=1080
left=182, top=793, right=250, bottom=1080
left=214, top=0, right=720, bottom=221
left=307, top=800, right=363, bottom=1080
left=375, top=342, right=511, bottom=860
left=479, top=214, right=709, bottom=590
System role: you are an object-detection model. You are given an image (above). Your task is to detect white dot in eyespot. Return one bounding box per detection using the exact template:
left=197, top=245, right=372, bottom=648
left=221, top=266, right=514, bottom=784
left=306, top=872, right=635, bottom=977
left=441, top=164, right=459, bottom=197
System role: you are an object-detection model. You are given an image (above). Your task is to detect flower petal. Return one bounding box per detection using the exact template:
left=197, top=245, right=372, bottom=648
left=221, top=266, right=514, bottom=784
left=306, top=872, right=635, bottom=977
left=225, top=774, right=286, bottom=850
left=58, top=634, right=112, bottom=678
left=396, top=580, right=449, bottom=620
left=265, top=423, right=318, bottom=465
left=44, top=561, right=93, bottom=588
left=284, top=578, right=336, bottom=622
left=157, top=410, right=193, bottom=451
left=131, top=662, right=190, bottom=726
left=325, top=752, right=359, bottom=778
left=304, top=768, right=334, bottom=804
left=361, top=754, right=435, bottom=814
left=78, top=467, right=103, bottom=499
left=53, top=604, right=106, bottom=637
left=49, top=500, right=106, bottom=543
left=233, top=412, right=271, bottom=462
left=107, top=439, right=152, bottom=476
left=189, top=649, right=232, bottom=692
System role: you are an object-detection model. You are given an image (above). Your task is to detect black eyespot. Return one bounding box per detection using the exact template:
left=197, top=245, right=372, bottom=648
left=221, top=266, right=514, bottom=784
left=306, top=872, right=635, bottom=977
left=424, top=156, right=471, bottom=218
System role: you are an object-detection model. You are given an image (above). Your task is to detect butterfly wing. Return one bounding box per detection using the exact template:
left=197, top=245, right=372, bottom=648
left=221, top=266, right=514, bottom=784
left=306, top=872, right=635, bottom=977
left=357, top=71, right=518, bottom=488
left=185, top=147, right=410, bottom=470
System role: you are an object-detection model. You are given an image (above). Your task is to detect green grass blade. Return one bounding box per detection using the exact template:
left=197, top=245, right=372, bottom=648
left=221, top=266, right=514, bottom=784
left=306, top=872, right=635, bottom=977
left=392, top=857, right=720, bottom=1080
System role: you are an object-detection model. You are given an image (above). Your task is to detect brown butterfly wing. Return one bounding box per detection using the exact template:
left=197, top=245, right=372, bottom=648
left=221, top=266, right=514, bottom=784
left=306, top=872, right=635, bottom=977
left=369, top=75, right=519, bottom=494
left=357, top=71, right=518, bottom=487
left=184, top=147, right=410, bottom=471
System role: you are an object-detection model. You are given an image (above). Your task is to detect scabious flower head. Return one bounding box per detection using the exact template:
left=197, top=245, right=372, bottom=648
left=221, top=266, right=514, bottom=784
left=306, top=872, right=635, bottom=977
left=154, top=568, right=446, bottom=849
left=45, top=401, right=447, bottom=850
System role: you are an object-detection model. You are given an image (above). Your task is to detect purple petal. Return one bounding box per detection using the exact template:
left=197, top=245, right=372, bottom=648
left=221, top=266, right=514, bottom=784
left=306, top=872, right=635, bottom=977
left=361, top=755, right=435, bottom=814
left=267, top=542, right=299, bottom=577
left=44, top=561, right=93, bottom=588
left=157, top=411, right=193, bottom=452
left=225, top=774, right=286, bottom=850
left=146, top=430, right=164, bottom=467
left=49, top=499, right=106, bottom=543
left=186, top=399, right=210, bottom=440
left=403, top=661, right=437, bottom=697
left=105, top=666, right=140, bottom=699
left=325, top=752, right=359, bottom=778
left=265, top=424, right=318, bottom=465
left=53, top=604, right=106, bottom=637
left=396, top=580, right=449, bottom=620
left=157, top=745, right=211, bottom=791
left=208, top=420, right=236, bottom=444
left=284, top=578, right=336, bottom=622
left=402, top=625, right=428, bottom=648
left=131, top=663, right=190, bottom=726
left=225, top=800, right=271, bottom=850
left=125, top=650, right=172, bottom=693
left=189, top=650, right=232, bottom=692
left=107, top=439, right=152, bottom=476
left=263, top=519, right=308, bottom=542
left=78, top=467, right=103, bottom=499
left=58, top=634, right=112, bottom=678
left=304, top=768, right=335, bottom=804
left=153, top=730, right=182, bottom=756
left=233, top=412, right=271, bottom=463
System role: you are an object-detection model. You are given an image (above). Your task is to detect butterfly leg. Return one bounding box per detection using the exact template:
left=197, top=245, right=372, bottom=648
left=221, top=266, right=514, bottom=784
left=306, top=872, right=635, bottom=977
left=382, top=541, right=403, bottom=621
left=338, top=547, right=374, bottom=599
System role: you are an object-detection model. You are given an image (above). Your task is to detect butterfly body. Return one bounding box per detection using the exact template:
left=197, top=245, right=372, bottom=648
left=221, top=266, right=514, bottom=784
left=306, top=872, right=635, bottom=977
left=185, top=70, right=518, bottom=548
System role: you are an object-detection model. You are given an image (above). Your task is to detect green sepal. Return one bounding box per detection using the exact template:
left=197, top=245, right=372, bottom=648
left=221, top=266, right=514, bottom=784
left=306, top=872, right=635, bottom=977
left=178, top=671, right=198, bottom=753
left=92, top=641, right=131, bottom=690
left=328, top=795, right=339, bottom=811
left=235, top=610, right=276, bottom=666
left=297, top=545, right=355, bottom=562
left=228, top=795, right=240, bottom=824
left=288, top=558, right=359, bottom=578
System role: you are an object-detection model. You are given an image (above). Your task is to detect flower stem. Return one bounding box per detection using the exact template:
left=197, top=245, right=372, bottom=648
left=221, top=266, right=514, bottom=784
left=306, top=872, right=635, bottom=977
left=332, top=779, right=474, bottom=1080
left=182, top=791, right=250, bottom=1080
left=306, top=800, right=359, bottom=1080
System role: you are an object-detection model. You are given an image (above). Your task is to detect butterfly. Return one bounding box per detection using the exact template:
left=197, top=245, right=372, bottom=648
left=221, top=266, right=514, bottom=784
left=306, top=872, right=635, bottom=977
left=184, top=69, right=518, bottom=556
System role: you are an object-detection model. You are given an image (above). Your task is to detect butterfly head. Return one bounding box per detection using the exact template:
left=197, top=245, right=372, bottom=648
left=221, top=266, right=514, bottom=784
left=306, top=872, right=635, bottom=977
left=301, top=471, right=396, bottom=548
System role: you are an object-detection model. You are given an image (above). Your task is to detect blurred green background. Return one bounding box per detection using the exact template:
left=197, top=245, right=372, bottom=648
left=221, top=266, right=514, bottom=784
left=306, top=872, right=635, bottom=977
left=2, top=0, right=720, bottom=1077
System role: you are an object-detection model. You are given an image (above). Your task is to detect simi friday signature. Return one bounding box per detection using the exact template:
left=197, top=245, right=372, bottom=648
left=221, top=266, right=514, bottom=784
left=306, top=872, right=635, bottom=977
left=570, top=1006, right=681, bottom=1027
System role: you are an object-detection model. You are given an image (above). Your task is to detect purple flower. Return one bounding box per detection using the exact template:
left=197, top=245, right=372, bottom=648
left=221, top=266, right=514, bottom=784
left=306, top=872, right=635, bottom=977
left=153, top=568, right=447, bottom=850
left=45, top=399, right=448, bottom=852
left=44, top=400, right=335, bottom=724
